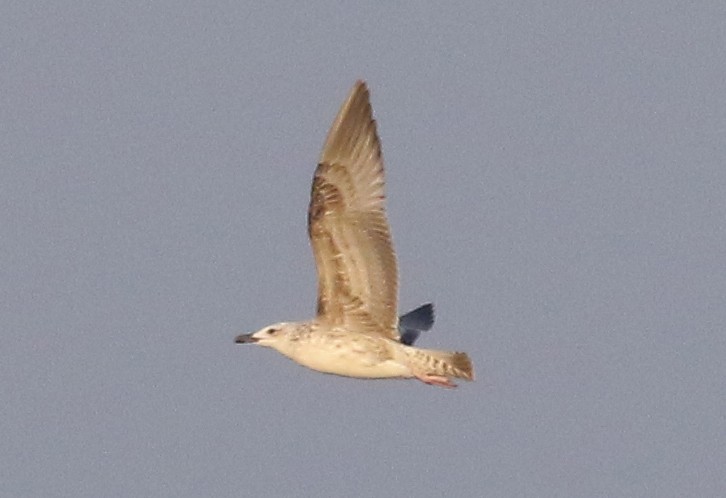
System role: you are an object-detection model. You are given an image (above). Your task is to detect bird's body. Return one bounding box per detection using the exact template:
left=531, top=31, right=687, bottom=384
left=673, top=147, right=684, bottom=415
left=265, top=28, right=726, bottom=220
left=236, top=81, right=474, bottom=388
left=267, top=321, right=412, bottom=379
left=239, top=319, right=472, bottom=385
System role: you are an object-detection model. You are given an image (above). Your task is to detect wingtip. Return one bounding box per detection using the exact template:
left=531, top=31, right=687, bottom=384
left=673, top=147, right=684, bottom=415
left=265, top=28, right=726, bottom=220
left=348, top=80, right=371, bottom=106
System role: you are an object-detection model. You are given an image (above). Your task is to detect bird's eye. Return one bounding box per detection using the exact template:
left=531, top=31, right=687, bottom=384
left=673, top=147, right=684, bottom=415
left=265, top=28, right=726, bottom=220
left=267, top=328, right=277, bottom=335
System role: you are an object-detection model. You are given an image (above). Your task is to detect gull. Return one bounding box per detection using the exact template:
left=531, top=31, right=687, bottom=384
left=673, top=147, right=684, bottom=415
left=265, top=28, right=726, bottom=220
left=235, top=81, right=474, bottom=388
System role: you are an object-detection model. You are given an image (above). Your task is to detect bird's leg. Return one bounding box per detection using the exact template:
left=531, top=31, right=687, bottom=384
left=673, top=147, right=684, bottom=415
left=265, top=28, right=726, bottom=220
left=414, top=372, right=457, bottom=388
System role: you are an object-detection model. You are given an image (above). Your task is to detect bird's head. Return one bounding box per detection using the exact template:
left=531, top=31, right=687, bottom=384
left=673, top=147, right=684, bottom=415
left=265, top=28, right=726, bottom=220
left=235, top=322, right=300, bottom=354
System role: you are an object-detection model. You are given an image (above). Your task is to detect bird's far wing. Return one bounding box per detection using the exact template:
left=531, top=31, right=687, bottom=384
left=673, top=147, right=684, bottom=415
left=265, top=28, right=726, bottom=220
left=307, top=81, right=399, bottom=339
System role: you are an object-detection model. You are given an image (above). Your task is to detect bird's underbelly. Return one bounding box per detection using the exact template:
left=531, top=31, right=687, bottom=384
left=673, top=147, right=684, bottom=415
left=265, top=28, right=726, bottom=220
left=288, top=338, right=411, bottom=379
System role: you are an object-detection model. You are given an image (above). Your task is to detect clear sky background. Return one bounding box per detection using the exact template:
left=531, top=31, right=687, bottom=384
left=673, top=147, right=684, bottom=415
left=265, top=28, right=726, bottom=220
left=2, top=2, right=725, bottom=497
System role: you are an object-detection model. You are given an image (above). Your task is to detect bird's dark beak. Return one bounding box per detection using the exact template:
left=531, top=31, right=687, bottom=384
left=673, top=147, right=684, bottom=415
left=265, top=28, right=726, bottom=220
left=235, top=333, right=259, bottom=344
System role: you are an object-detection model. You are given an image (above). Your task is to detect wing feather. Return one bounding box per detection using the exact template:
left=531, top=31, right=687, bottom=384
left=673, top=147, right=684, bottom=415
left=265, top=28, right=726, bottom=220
left=307, top=81, right=399, bottom=338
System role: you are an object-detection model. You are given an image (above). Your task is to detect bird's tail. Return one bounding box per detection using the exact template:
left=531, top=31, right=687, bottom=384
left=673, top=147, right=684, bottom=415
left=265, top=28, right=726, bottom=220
left=404, top=346, right=474, bottom=385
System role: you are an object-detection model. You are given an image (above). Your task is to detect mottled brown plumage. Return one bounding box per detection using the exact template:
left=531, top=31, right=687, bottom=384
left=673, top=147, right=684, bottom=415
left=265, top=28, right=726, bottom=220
left=236, top=81, right=474, bottom=388
left=308, top=82, right=398, bottom=338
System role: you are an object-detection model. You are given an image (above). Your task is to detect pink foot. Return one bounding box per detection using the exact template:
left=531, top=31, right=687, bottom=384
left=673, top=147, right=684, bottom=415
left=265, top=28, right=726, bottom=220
left=415, top=373, right=457, bottom=388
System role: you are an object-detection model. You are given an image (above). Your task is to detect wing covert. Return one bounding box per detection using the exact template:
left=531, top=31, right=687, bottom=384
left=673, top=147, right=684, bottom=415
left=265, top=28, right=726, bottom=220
left=307, top=81, right=399, bottom=339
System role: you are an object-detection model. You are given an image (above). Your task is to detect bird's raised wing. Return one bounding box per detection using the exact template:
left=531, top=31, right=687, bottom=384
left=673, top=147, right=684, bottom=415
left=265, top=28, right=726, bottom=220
left=307, top=81, right=399, bottom=339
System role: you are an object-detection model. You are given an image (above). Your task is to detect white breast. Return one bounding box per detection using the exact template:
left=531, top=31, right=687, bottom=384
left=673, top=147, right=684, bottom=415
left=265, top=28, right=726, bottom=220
left=286, top=334, right=411, bottom=379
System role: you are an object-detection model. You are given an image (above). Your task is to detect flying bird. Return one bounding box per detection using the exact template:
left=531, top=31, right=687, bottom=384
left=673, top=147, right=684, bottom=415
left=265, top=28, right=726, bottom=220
left=235, top=81, right=473, bottom=388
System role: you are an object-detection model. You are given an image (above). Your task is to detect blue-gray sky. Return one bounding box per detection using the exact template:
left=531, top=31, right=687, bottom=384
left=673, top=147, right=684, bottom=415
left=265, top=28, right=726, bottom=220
left=2, top=2, right=725, bottom=497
